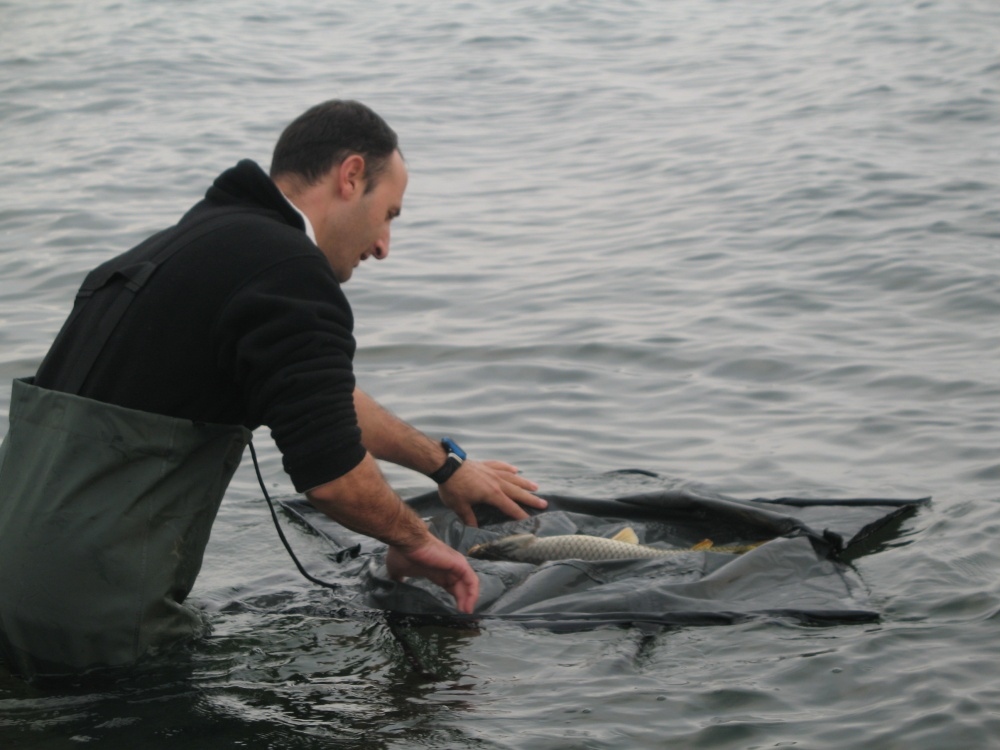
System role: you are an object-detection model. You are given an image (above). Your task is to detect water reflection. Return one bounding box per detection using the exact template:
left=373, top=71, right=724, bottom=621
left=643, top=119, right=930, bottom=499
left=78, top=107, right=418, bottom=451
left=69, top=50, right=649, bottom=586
left=2, top=609, right=484, bottom=748
left=3, top=0, right=1000, bottom=746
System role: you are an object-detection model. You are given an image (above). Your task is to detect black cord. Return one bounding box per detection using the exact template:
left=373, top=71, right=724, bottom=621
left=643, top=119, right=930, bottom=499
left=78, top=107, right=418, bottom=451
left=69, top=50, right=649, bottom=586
left=249, top=439, right=441, bottom=678
left=249, top=439, right=340, bottom=591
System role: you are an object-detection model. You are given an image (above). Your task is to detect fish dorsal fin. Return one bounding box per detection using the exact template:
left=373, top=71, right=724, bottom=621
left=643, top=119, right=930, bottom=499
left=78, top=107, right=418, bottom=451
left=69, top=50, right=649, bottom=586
left=611, top=527, right=639, bottom=545
left=691, top=539, right=714, bottom=551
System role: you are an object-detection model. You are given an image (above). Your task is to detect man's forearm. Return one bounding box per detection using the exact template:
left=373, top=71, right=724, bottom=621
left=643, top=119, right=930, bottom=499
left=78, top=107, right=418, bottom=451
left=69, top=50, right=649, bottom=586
left=353, top=388, right=446, bottom=476
left=305, top=452, right=430, bottom=552
left=307, top=451, right=482, bottom=614
left=351, top=388, right=546, bottom=529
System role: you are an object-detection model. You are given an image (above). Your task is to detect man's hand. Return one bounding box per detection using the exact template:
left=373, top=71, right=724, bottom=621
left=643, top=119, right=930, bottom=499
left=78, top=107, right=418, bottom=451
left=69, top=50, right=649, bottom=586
left=308, top=455, right=481, bottom=612
left=352, top=388, right=547, bottom=527
left=385, top=537, right=480, bottom=614
left=438, top=459, right=547, bottom=527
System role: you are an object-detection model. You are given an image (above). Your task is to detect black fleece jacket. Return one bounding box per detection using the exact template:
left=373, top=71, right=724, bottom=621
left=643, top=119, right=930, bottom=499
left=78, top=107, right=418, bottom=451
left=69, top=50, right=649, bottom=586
left=35, top=160, right=366, bottom=492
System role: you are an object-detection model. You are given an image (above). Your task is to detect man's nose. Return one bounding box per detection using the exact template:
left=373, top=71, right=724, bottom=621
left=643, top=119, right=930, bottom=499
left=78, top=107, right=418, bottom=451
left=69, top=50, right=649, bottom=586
left=372, top=229, right=390, bottom=260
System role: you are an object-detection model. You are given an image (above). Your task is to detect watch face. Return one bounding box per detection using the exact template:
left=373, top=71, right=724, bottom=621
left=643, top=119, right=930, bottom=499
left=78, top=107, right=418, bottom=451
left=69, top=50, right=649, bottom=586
left=442, top=437, right=466, bottom=460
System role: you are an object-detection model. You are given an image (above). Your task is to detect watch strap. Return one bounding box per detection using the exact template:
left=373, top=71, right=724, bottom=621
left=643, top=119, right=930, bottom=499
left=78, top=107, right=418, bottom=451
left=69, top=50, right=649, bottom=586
left=429, top=438, right=466, bottom=485
left=429, top=455, right=463, bottom=485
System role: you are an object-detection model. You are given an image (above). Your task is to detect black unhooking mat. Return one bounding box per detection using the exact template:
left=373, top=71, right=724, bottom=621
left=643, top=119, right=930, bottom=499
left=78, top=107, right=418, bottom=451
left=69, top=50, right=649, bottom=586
left=277, top=476, right=928, bottom=628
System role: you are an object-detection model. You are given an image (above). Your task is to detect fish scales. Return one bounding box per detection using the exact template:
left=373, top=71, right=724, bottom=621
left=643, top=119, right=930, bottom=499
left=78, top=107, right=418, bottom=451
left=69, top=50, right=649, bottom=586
left=522, top=535, right=678, bottom=563
left=467, top=533, right=759, bottom=564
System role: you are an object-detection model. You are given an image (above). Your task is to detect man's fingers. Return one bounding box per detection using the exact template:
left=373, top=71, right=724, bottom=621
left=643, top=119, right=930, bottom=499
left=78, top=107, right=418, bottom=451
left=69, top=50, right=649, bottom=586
left=481, top=460, right=519, bottom=473
left=386, top=541, right=480, bottom=613
left=437, top=457, right=546, bottom=524
left=479, top=490, right=532, bottom=521
left=455, top=504, right=479, bottom=528
left=482, top=461, right=540, bottom=492
left=478, top=460, right=545, bottom=504
left=505, top=474, right=541, bottom=495
left=506, top=485, right=548, bottom=510
left=452, top=568, right=480, bottom=614
left=494, top=476, right=547, bottom=511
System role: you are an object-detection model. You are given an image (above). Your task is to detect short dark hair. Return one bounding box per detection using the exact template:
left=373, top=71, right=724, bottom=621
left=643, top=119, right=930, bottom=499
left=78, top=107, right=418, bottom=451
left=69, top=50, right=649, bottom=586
left=270, top=100, right=399, bottom=193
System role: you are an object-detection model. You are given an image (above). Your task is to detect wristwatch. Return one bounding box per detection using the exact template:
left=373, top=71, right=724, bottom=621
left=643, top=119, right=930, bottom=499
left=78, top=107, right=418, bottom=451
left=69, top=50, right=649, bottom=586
left=429, top=437, right=467, bottom=485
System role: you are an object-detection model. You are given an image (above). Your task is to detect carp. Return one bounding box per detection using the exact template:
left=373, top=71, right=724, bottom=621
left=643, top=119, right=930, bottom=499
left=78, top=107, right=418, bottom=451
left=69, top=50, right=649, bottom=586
left=467, top=527, right=762, bottom=564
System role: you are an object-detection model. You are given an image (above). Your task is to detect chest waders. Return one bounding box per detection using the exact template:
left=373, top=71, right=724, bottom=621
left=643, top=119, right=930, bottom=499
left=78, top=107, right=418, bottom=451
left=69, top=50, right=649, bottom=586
left=0, top=211, right=252, bottom=678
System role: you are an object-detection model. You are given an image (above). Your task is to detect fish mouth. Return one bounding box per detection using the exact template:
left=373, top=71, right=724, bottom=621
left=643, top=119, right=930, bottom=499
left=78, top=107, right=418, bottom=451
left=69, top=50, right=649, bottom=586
left=467, top=542, right=505, bottom=561
left=467, top=534, right=536, bottom=561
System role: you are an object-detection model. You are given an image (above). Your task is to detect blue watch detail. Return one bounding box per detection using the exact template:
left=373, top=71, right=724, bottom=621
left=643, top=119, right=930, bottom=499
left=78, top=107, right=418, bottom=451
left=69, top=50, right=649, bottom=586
left=441, top=437, right=466, bottom=461
left=430, top=437, right=466, bottom=484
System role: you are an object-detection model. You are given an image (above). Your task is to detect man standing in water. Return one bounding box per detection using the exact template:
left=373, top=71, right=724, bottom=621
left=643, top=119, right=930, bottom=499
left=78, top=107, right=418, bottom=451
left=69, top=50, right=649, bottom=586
left=0, top=100, right=544, bottom=677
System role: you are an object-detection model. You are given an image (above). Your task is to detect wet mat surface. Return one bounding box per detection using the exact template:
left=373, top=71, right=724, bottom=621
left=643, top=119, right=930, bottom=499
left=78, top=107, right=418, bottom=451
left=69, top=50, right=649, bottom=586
left=280, top=485, right=929, bottom=627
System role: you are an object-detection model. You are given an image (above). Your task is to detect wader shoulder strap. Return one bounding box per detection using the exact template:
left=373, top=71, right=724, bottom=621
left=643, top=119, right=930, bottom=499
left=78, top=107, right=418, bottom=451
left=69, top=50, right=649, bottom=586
left=45, top=210, right=248, bottom=394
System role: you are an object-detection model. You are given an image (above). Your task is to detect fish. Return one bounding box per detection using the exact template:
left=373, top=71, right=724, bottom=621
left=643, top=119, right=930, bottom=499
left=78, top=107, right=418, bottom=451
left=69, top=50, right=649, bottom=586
left=466, top=527, right=762, bottom=564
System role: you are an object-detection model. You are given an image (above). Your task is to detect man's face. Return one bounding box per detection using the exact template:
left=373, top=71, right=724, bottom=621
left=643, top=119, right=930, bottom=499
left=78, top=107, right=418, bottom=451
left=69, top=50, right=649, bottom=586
left=320, top=150, right=407, bottom=283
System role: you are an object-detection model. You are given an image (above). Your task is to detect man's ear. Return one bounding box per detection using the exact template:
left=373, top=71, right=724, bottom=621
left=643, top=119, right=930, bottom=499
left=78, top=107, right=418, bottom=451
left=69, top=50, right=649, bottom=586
left=337, top=154, right=367, bottom=198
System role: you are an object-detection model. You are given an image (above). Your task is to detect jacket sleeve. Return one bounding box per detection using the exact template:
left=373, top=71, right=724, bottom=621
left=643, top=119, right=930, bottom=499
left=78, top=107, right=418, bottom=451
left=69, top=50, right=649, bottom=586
left=213, top=253, right=367, bottom=492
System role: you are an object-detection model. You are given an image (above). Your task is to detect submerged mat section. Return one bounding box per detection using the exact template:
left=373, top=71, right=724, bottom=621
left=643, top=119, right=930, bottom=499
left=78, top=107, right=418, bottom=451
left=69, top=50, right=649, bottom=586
left=279, top=482, right=929, bottom=628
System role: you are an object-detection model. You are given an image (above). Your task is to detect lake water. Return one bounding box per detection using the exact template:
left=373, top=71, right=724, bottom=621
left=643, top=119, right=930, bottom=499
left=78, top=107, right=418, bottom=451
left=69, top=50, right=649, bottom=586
left=2, top=0, right=999, bottom=747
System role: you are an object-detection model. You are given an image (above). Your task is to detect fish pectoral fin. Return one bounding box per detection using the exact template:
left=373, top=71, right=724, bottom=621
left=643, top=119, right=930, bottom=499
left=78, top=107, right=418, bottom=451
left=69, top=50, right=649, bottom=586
left=611, top=527, right=640, bottom=545
left=691, top=539, right=714, bottom=551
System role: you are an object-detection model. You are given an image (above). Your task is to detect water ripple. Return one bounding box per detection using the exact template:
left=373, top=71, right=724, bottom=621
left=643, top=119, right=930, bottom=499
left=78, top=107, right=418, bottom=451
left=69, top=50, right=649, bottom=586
left=2, top=0, right=1000, bottom=746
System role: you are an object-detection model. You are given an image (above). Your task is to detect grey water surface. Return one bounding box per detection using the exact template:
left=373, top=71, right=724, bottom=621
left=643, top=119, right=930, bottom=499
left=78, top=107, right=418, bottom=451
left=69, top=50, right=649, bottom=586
left=1, top=0, right=999, bottom=747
